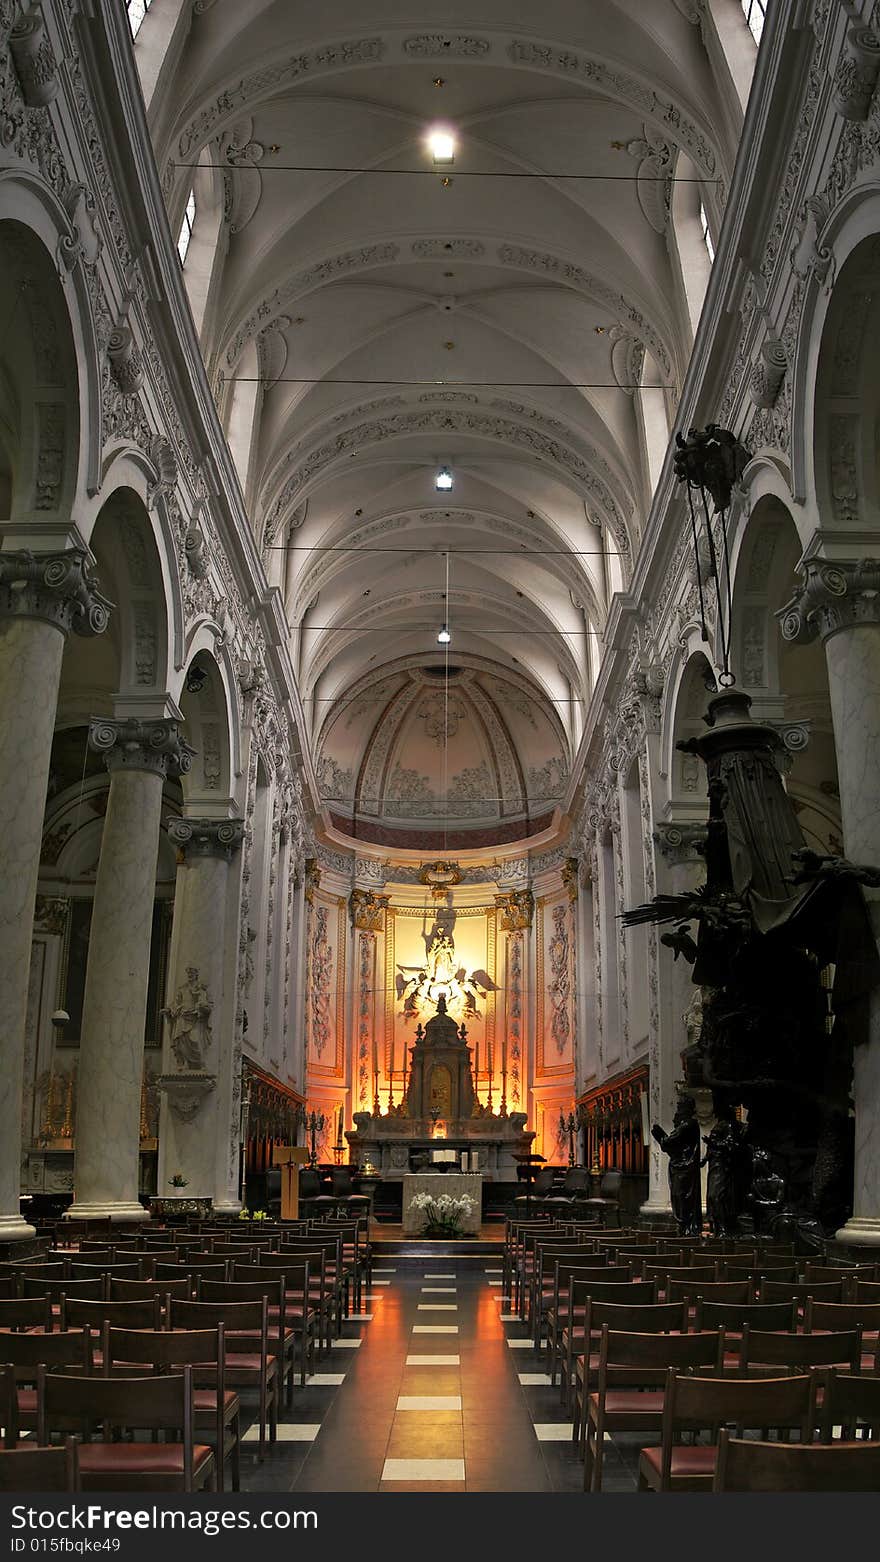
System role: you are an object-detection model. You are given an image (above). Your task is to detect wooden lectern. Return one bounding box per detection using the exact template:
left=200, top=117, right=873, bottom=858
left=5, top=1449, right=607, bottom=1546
left=273, top=1145, right=310, bottom=1220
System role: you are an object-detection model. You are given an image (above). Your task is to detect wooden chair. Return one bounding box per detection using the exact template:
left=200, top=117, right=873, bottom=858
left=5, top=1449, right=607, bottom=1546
left=584, top=1326, right=723, bottom=1490
left=0, top=1440, right=79, bottom=1491
left=805, top=1261, right=876, bottom=1286
left=639, top=1369, right=818, bottom=1491
left=169, top=1297, right=277, bottom=1456
left=804, top=1300, right=880, bottom=1371
left=666, top=1278, right=751, bottom=1309
left=738, top=1325, right=863, bottom=1377
left=102, top=1324, right=239, bottom=1492
left=572, top=1298, right=687, bottom=1447
left=69, top=1262, right=141, bottom=1283
left=0, top=1297, right=53, bottom=1333
left=546, top=1260, right=628, bottom=1381
left=561, top=1279, right=659, bottom=1410
left=199, top=1277, right=296, bottom=1408
left=818, top=1368, right=880, bottom=1441
left=760, top=1277, right=845, bottom=1308
left=641, top=1262, right=718, bottom=1296
left=20, top=1278, right=105, bottom=1309
left=110, top=1276, right=193, bottom=1305
left=694, top=1298, right=798, bottom=1347
left=234, top=1260, right=316, bottom=1382
left=154, top=1259, right=229, bottom=1284
left=713, top=1427, right=880, bottom=1490
left=0, top=1327, right=93, bottom=1438
left=38, top=1366, right=214, bottom=1492
left=531, top=1249, right=620, bottom=1345
left=850, top=1278, right=880, bottom=1306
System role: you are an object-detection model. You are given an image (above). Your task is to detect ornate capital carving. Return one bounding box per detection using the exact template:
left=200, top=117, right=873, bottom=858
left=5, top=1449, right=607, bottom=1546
left=561, top=857, right=579, bottom=902
left=349, top=887, right=388, bottom=932
left=749, top=336, right=788, bottom=409
left=778, top=558, right=880, bottom=644
left=167, top=816, right=244, bottom=860
left=653, top=822, right=707, bottom=865
left=832, top=25, right=880, bottom=122
left=89, top=718, right=195, bottom=780
left=33, top=895, right=69, bottom=937
left=495, top=888, right=534, bottom=931
left=9, top=11, right=59, bottom=108
left=304, top=857, right=321, bottom=903
left=0, top=550, right=112, bottom=638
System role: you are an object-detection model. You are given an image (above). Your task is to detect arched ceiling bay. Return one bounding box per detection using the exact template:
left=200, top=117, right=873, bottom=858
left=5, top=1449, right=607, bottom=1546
left=150, top=0, right=738, bottom=850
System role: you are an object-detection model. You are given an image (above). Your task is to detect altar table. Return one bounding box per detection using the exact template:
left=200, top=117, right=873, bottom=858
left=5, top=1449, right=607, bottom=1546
left=401, top=1172, right=484, bottom=1234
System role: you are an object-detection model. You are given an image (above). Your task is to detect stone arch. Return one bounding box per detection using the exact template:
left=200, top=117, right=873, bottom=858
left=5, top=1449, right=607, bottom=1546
left=811, top=231, right=880, bottom=537
left=177, top=647, right=234, bottom=808
left=790, top=190, right=880, bottom=514
left=0, top=213, right=83, bottom=522
left=665, top=647, right=716, bottom=809
left=728, top=494, right=841, bottom=854
left=73, top=487, right=171, bottom=710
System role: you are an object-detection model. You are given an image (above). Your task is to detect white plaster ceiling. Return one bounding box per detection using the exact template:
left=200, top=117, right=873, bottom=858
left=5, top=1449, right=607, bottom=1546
left=151, top=0, right=735, bottom=843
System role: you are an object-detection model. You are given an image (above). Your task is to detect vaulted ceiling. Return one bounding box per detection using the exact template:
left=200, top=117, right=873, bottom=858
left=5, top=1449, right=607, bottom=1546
left=147, top=0, right=744, bottom=848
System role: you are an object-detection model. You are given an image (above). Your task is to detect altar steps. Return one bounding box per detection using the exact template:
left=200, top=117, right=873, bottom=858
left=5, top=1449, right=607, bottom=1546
left=370, top=1222, right=505, bottom=1258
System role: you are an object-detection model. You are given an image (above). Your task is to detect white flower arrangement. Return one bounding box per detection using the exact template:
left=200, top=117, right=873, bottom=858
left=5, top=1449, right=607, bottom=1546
left=410, top=1190, right=474, bottom=1235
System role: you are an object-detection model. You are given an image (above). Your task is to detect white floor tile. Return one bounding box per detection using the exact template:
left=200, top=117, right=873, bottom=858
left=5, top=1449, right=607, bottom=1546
left=349, top=1312, right=373, bottom=1321
left=412, top=1325, right=459, bottom=1334
left=382, top=1459, right=465, bottom=1483
left=424, top=1273, right=456, bottom=1279
left=487, top=1280, right=502, bottom=1287
left=417, top=1303, right=458, bottom=1311
left=506, top=1339, right=533, bottom=1349
left=243, top=1424, right=320, bottom=1443
left=499, top=1314, right=520, bottom=1322
left=306, top=1374, right=346, bottom=1387
left=534, top=1424, right=571, bottom=1441
left=421, top=1286, right=457, bottom=1293
left=519, top=1374, right=552, bottom=1386
left=485, top=1268, right=502, bottom=1274
left=373, top=1268, right=396, bottom=1273
left=405, top=1355, right=460, bottom=1366
left=333, top=1339, right=363, bottom=1349
left=397, top=1395, right=462, bottom=1411
left=370, top=1280, right=391, bottom=1286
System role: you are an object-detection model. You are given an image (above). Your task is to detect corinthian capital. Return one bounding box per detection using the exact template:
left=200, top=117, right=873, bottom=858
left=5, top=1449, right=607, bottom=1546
left=167, top=816, right=244, bottom=860
left=89, top=718, right=195, bottom=780
left=653, top=822, right=707, bottom=865
left=0, top=550, right=112, bottom=637
left=777, top=558, right=880, bottom=644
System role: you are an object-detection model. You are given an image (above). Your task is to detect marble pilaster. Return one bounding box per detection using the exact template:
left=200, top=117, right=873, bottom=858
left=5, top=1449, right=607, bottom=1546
left=0, top=550, right=110, bottom=1239
left=779, top=556, right=880, bottom=1244
left=157, top=817, right=244, bottom=1212
left=66, top=720, right=193, bottom=1222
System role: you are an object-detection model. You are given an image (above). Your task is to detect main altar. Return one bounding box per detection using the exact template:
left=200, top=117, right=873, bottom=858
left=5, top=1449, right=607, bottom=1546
left=347, top=995, right=534, bottom=1180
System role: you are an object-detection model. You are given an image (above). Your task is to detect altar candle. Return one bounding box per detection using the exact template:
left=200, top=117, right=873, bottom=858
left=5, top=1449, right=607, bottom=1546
left=372, top=1035, right=379, bottom=1094
left=474, top=1036, right=480, bottom=1101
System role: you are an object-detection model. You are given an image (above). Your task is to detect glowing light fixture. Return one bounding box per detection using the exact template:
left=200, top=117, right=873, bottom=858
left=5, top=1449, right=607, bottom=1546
left=427, top=126, right=456, bottom=165
left=435, top=466, right=454, bottom=491
left=437, top=624, right=451, bottom=645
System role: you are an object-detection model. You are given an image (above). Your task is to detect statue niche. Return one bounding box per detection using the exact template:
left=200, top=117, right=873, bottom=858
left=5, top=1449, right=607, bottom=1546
left=405, top=995, right=476, bottom=1122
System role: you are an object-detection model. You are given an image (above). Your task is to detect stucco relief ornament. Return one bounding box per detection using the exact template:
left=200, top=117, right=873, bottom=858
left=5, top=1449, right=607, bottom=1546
left=548, top=903, right=572, bottom=1055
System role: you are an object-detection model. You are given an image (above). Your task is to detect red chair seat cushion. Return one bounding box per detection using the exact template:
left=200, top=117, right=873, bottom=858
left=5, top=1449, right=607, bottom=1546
left=192, top=1389, right=239, bottom=1413
left=591, top=1389, right=665, bottom=1415
left=78, top=1443, right=213, bottom=1477
left=639, top=1444, right=717, bottom=1479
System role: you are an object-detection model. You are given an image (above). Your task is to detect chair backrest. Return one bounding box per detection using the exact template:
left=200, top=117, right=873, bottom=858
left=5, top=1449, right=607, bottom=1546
left=642, top=1263, right=718, bottom=1286
left=154, top=1259, right=228, bottom=1280
left=599, top=1170, right=622, bottom=1196
left=851, top=1279, right=880, bottom=1305
left=38, top=1367, right=196, bottom=1457
left=0, top=1441, right=78, bottom=1492
left=0, top=1328, right=93, bottom=1376
left=198, top=1278, right=284, bottom=1326
left=569, top=1278, right=658, bottom=1310
left=169, top=1296, right=268, bottom=1339
left=20, top=1278, right=105, bottom=1302
left=805, top=1261, right=876, bottom=1284
left=330, top=1167, right=354, bottom=1196
left=103, top=1323, right=223, bottom=1372
left=695, top=1299, right=798, bottom=1332
left=69, top=1262, right=141, bottom=1282
left=61, top=1296, right=161, bottom=1332
left=531, top=1167, right=556, bottom=1195
left=819, top=1369, right=880, bottom=1442
left=0, top=1297, right=53, bottom=1332
left=237, top=1258, right=311, bottom=1293
left=760, top=1278, right=845, bottom=1305
left=109, top=1276, right=192, bottom=1303
left=8, top=1262, right=65, bottom=1281
left=713, top=1429, right=880, bottom=1491
left=805, top=1299, right=880, bottom=1337
left=667, top=1278, right=751, bottom=1306
left=665, top=1367, right=817, bottom=1437
left=298, top=1170, right=323, bottom=1198
left=739, top=1325, right=863, bottom=1375
left=597, top=1325, right=723, bottom=1387
left=587, top=1299, right=687, bottom=1336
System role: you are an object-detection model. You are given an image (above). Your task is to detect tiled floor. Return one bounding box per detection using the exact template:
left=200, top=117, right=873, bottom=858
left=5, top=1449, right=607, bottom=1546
left=237, top=1258, right=642, bottom=1492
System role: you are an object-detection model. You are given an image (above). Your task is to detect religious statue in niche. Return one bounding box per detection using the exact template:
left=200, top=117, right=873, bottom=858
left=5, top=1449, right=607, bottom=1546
left=701, top=1105, right=748, bottom=1238
left=396, top=905, right=496, bottom=1024
left=651, top=1096, right=702, bottom=1235
left=162, top=967, right=212, bottom=1072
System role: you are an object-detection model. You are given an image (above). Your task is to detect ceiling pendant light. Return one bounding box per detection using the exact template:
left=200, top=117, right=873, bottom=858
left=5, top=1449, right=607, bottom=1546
left=435, top=466, right=454, bottom=491
left=427, top=126, right=456, bottom=166
left=437, top=624, right=451, bottom=645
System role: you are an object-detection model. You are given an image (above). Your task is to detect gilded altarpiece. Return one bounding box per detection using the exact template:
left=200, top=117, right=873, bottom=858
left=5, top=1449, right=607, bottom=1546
left=383, top=906, right=497, bottom=1101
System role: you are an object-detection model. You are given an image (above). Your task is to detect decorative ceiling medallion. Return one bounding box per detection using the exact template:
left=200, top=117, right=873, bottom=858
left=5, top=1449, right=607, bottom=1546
left=418, top=860, right=463, bottom=897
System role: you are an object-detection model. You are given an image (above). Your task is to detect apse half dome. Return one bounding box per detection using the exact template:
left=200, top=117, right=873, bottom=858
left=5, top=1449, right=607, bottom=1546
left=316, top=663, right=570, bottom=851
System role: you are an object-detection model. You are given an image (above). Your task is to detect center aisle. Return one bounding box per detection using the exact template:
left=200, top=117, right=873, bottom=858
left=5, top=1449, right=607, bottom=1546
left=241, top=1257, right=637, bottom=1492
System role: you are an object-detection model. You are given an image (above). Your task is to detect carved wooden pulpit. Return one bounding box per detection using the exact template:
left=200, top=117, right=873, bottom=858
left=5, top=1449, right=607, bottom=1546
left=273, top=1145, right=310, bottom=1220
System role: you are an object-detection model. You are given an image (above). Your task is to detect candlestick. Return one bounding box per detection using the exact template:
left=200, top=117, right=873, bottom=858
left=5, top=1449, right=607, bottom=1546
left=474, top=1036, right=480, bottom=1104
left=500, top=1031, right=508, bottom=1116
left=372, top=1035, right=380, bottom=1114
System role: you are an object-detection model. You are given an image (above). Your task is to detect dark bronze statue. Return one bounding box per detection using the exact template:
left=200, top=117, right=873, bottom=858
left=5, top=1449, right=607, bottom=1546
left=748, top=1146, right=785, bottom=1234
left=651, top=1096, right=702, bottom=1235
left=702, top=1105, right=747, bottom=1237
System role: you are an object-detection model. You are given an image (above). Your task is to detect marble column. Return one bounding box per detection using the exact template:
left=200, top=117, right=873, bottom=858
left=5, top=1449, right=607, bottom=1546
left=0, top=551, right=110, bottom=1240
left=157, top=817, right=244, bottom=1211
left=642, top=823, right=708, bottom=1216
left=66, top=719, right=193, bottom=1223
left=779, top=556, right=880, bottom=1244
